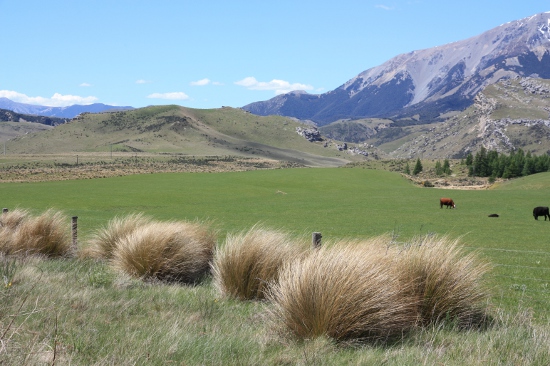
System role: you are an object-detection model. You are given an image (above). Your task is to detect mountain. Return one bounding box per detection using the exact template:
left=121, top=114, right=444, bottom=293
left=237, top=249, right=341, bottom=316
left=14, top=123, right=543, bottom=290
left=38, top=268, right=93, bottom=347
left=0, top=98, right=133, bottom=118
left=243, top=12, right=550, bottom=125
left=0, top=108, right=69, bottom=125
left=387, top=77, right=550, bottom=159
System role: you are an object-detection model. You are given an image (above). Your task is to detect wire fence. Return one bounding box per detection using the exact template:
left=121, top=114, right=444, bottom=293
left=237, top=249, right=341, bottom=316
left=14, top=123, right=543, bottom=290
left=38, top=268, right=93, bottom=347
left=467, top=246, right=550, bottom=313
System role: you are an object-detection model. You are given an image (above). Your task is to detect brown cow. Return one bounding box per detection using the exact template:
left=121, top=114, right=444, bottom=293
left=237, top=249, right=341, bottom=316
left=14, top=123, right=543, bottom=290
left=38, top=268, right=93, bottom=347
left=440, top=197, right=456, bottom=209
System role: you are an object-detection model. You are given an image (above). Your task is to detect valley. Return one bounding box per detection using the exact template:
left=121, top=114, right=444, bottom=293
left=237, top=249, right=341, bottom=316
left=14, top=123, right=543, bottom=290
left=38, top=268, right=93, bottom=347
left=2, top=77, right=550, bottom=178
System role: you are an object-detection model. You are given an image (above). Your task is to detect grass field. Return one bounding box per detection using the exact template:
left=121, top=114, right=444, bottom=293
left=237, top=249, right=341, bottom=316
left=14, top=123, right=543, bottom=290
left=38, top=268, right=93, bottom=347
left=1, top=166, right=549, bottom=364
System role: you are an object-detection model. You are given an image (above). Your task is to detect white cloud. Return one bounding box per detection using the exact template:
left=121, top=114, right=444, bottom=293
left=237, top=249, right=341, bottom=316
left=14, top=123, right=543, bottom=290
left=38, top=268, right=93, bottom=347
left=190, top=78, right=211, bottom=86
left=147, top=92, right=189, bottom=100
left=190, top=78, right=223, bottom=86
left=375, top=4, right=395, bottom=10
left=136, top=79, right=151, bottom=84
left=0, top=90, right=98, bottom=107
left=79, top=82, right=92, bottom=87
left=234, top=77, right=314, bottom=95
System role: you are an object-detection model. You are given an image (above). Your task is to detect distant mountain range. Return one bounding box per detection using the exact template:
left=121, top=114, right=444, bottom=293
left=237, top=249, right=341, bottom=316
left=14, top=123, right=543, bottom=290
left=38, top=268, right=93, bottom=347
left=0, top=97, right=133, bottom=119
left=243, top=12, right=550, bottom=126
left=0, top=108, right=69, bottom=125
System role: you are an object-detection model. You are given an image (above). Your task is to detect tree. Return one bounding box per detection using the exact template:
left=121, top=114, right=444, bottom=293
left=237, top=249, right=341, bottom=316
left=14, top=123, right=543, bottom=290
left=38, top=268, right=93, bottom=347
left=508, top=149, right=524, bottom=178
left=486, top=150, right=499, bottom=177
left=404, top=162, right=411, bottom=175
left=413, top=158, right=423, bottom=175
left=465, top=153, right=474, bottom=167
left=473, top=147, right=489, bottom=177
left=503, top=160, right=519, bottom=179
left=534, top=154, right=550, bottom=173
left=496, top=154, right=509, bottom=178
left=442, top=159, right=451, bottom=175
left=514, top=149, right=525, bottom=172
left=434, top=160, right=443, bottom=176
left=522, top=151, right=536, bottom=176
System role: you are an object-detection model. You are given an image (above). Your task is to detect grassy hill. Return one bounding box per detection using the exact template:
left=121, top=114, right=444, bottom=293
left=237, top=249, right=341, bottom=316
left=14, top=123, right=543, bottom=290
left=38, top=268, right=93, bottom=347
left=0, top=121, right=53, bottom=144
left=4, top=105, right=374, bottom=167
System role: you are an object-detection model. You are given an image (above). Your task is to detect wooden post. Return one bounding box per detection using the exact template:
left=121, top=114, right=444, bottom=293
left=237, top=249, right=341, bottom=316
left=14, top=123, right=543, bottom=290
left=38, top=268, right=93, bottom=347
left=312, top=232, right=322, bottom=248
left=2, top=208, right=8, bottom=214
left=72, top=216, right=78, bottom=248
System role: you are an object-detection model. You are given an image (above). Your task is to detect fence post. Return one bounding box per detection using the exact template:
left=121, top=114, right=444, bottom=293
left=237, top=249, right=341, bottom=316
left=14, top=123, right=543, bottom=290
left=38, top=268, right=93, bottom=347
left=312, top=232, right=322, bottom=249
left=2, top=208, right=8, bottom=214
left=72, top=216, right=78, bottom=248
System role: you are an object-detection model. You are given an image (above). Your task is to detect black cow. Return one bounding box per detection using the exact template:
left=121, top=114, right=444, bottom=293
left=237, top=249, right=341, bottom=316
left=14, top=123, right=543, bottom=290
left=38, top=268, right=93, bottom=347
left=533, top=206, right=550, bottom=221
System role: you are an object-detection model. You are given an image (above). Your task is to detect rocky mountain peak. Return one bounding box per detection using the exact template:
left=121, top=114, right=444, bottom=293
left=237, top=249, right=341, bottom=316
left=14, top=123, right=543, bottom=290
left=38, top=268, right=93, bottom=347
left=345, top=12, right=550, bottom=106
left=243, top=12, right=550, bottom=126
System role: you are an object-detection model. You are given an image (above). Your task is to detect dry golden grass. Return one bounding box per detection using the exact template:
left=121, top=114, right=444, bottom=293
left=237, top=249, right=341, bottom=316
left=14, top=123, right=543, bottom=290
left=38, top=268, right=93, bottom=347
left=0, top=156, right=294, bottom=183
left=395, top=235, right=491, bottom=326
left=0, top=209, right=30, bottom=252
left=0, top=208, right=30, bottom=230
left=1, top=209, right=72, bottom=257
left=212, top=225, right=310, bottom=300
left=110, top=220, right=216, bottom=283
left=266, top=238, right=419, bottom=343
left=82, top=213, right=153, bottom=259
left=266, top=235, right=491, bottom=343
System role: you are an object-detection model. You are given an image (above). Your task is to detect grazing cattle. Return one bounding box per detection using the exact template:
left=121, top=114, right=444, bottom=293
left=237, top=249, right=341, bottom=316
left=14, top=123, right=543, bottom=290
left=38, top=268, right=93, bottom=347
left=440, top=198, right=456, bottom=209
left=533, top=206, right=550, bottom=221
left=488, top=214, right=499, bottom=217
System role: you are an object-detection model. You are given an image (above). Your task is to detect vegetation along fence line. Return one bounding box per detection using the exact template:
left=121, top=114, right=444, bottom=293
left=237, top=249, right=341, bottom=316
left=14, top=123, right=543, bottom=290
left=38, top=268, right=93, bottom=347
left=1, top=208, right=322, bottom=250
left=2, top=208, right=547, bottom=303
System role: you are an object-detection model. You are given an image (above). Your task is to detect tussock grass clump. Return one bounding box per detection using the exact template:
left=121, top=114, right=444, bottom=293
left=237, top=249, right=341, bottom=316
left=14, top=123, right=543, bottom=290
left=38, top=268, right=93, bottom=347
left=0, top=209, right=30, bottom=253
left=396, top=235, right=491, bottom=326
left=110, top=220, right=216, bottom=283
left=83, top=213, right=153, bottom=259
left=212, top=225, right=310, bottom=300
left=0, top=208, right=30, bottom=230
left=267, top=235, right=491, bottom=343
left=0, top=209, right=71, bottom=257
left=266, top=238, right=418, bottom=343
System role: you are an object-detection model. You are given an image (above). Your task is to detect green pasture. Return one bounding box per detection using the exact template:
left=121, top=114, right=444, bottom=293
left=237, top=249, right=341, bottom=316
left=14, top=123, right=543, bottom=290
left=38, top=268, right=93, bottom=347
left=1, top=167, right=549, bottom=320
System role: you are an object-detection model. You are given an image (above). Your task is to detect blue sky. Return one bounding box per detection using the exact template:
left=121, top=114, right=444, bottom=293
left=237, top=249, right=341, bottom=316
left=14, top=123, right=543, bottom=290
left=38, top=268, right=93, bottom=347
left=1, top=1, right=548, bottom=109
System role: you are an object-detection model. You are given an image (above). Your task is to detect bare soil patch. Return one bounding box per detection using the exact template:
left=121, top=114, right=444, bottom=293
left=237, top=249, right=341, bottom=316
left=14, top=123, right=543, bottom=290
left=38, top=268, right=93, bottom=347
left=413, top=177, right=492, bottom=190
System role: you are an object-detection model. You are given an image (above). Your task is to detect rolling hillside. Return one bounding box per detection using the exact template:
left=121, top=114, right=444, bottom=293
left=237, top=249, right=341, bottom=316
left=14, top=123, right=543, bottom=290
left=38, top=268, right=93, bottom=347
left=5, top=105, right=378, bottom=167
left=0, top=121, right=53, bottom=145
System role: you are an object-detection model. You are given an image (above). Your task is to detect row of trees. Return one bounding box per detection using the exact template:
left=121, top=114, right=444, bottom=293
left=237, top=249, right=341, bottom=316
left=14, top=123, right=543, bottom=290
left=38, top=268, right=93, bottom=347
left=465, top=147, right=550, bottom=179
left=404, top=148, right=550, bottom=180
left=405, top=158, right=452, bottom=176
